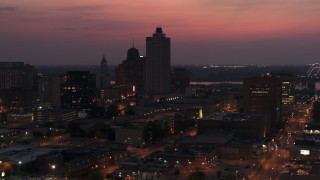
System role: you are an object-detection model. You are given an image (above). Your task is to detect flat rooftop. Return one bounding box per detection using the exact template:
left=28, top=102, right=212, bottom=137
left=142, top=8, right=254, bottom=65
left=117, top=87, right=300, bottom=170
left=179, top=131, right=234, bottom=144
left=0, top=145, right=58, bottom=165
left=202, top=112, right=265, bottom=122
left=0, top=128, right=19, bottom=134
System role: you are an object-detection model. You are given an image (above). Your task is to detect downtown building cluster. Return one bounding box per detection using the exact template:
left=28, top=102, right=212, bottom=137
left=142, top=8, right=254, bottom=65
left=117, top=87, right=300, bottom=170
left=2, top=27, right=320, bottom=180
left=0, top=27, right=190, bottom=179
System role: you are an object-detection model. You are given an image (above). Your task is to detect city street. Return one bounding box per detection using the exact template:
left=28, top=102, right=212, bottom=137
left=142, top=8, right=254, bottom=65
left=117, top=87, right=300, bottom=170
left=127, top=143, right=164, bottom=159
left=249, top=105, right=309, bottom=180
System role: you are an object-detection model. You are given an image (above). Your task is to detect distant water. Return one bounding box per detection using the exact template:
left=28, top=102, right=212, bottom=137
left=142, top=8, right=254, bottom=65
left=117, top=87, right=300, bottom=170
left=190, top=81, right=243, bottom=85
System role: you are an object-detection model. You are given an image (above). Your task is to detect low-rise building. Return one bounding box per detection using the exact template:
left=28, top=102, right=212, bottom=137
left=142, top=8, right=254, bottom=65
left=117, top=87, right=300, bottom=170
left=33, top=109, right=77, bottom=125
left=0, top=145, right=62, bottom=176
left=0, top=128, right=20, bottom=139
left=115, top=128, right=144, bottom=146
left=63, top=143, right=128, bottom=178
left=198, top=112, right=270, bottom=140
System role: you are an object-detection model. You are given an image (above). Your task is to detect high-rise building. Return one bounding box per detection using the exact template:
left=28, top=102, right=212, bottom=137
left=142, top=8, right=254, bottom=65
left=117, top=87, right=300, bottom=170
left=313, top=101, right=320, bottom=121
left=0, top=62, right=25, bottom=89
left=37, top=75, right=61, bottom=108
left=0, top=62, right=37, bottom=90
left=99, top=55, right=111, bottom=99
left=171, top=68, right=190, bottom=94
left=0, top=62, right=37, bottom=109
left=60, top=71, right=96, bottom=110
left=273, top=72, right=295, bottom=120
left=243, top=74, right=282, bottom=127
left=145, top=27, right=171, bottom=94
left=115, top=47, right=145, bottom=93
left=100, top=55, right=111, bottom=90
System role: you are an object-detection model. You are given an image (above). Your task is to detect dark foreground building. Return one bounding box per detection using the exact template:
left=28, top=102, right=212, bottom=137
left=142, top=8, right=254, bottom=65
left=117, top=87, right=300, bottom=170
left=60, top=71, right=96, bottom=110
left=145, top=27, right=171, bottom=94
left=115, top=47, right=145, bottom=94
left=243, top=74, right=282, bottom=127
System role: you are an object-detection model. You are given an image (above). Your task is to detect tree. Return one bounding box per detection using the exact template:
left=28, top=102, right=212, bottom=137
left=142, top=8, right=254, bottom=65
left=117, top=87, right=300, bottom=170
left=106, top=103, right=119, bottom=118
left=217, top=171, right=221, bottom=178
left=66, top=122, right=88, bottom=137
left=174, top=114, right=195, bottom=134
left=88, top=122, right=109, bottom=138
left=188, top=171, right=206, bottom=180
left=88, top=105, right=107, bottom=118
left=125, top=107, right=135, bottom=115
left=143, top=121, right=168, bottom=143
left=87, top=171, right=104, bottom=180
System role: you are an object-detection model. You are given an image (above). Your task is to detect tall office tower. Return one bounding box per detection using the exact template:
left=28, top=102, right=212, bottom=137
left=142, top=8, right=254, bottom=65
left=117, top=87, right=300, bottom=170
left=273, top=72, right=295, bottom=121
left=0, top=62, right=36, bottom=89
left=243, top=74, right=282, bottom=127
left=171, top=68, right=190, bottom=94
left=60, top=71, right=96, bottom=110
left=115, top=47, right=145, bottom=93
left=100, top=55, right=111, bottom=89
left=37, top=75, right=61, bottom=108
left=49, top=77, right=61, bottom=108
left=100, top=55, right=111, bottom=99
left=145, top=27, right=171, bottom=94
left=0, top=62, right=37, bottom=109
left=313, top=101, right=320, bottom=121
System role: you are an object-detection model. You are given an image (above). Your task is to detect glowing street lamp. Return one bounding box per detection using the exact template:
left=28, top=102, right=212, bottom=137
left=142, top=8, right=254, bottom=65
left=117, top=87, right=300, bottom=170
left=51, top=164, right=56, bottom=177
left=236, top=170, right=238, bottom=180
left=18, top=161, right=22, bottom=174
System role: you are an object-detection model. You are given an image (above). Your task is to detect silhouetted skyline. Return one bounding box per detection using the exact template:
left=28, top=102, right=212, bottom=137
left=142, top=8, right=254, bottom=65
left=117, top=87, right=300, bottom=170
left=1, top=0, right=320, bottom=65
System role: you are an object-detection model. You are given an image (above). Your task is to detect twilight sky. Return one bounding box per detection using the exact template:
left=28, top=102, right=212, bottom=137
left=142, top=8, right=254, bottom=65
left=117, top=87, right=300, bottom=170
left=1, top=0, right=320, bottom=65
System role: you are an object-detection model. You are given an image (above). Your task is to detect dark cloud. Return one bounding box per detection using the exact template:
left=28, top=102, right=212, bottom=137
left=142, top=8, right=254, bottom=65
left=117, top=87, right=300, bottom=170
left=55, top=27, right=77, bottom=31
left=58, top=5, right=105, bottom=12
left=0, top=7, right=17, bottom=12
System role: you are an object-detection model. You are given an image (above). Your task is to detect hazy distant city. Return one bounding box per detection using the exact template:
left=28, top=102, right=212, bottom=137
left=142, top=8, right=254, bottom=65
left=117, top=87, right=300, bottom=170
left=1, top=26, right=320, bottom=180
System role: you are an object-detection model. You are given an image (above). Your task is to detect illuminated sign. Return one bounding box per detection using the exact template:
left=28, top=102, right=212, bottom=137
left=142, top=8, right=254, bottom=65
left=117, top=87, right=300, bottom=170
left=199, top=109, right=203, bottom=119
left=300, top=150, right=310, bottom=155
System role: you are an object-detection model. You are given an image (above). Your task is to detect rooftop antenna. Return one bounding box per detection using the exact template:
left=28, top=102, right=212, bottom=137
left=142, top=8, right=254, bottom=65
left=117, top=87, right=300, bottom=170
left=132, top=39, right=135, bottom=48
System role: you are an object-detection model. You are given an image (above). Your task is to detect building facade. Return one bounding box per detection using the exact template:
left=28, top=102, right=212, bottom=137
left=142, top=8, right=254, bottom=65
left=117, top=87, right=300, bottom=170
left=33, top=109, right=77, bottom=125
left=100, top=55, right=110, bottom=90
left=115, top=47, right=145, bottom=94
left=60, top=71, right=96, bottom=110
left=145, top=27, right=171, bottom=94
left=0, top=62, right=37, bottom=109
left=100, top=55, right=111, bottom=99
left=171, top=68, right=190, bottom=94
left=243, top=74, right=282, bottom=127
left=273, top=72, right=295, bottom=120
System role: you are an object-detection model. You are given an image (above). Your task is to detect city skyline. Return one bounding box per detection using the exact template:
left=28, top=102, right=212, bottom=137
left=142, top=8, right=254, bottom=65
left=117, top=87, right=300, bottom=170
left=1, top=0, right=320, bottom=65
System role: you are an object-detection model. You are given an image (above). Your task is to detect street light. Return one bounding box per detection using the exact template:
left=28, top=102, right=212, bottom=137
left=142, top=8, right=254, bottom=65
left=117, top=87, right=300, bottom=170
left=51, top=165, right=56, bottom=177
left=18, top=161, right=22, bottom=175
left=236, top=170, right=238, bottom=180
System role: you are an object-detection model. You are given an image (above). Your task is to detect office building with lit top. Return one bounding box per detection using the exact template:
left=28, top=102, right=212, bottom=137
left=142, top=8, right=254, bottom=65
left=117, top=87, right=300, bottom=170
left=243, top=74, right=282, bottom=127
left=145, top=27, right=171, bottom=94
left=60, top=71, right=96, bottom=110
